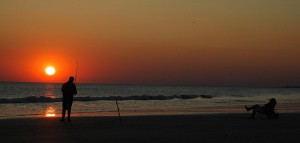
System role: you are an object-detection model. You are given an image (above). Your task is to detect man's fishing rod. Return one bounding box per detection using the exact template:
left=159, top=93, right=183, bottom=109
left=74, top=60, right=78, bottom=83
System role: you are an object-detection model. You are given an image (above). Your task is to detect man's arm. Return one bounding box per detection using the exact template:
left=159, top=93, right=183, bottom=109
left=73, top=85, right=77, bottom=95
left=61, top=84, right=65, bottom=92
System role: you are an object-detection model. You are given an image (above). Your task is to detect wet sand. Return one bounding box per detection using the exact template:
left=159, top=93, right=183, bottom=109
left=1, top=113, right=300, bottom=143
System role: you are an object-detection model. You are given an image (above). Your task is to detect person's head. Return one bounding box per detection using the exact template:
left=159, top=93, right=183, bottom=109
left=269, top=98, right=277, bottom=105
left=68, top=76, right=75, bottom=83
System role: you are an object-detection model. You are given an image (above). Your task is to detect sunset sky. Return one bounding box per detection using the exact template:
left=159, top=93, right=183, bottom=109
left=0, top=0, right=300, bottom=86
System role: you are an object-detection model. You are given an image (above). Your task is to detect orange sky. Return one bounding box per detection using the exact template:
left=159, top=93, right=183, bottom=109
left=0, top=0, right=300, bottom=86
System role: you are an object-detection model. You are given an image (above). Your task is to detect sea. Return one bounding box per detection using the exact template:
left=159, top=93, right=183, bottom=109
left=1, top=82, right=300, bottom=119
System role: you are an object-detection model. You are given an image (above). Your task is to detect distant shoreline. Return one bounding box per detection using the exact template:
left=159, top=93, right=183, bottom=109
left=282, top=86, right=300, bottom=88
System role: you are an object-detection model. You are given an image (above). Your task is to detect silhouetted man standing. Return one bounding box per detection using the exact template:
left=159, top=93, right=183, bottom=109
left=60, top=76, right=77, bottom=122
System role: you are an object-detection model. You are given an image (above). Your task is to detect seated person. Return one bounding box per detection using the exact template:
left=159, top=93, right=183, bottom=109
left=245, top=98, right=278, bottom=119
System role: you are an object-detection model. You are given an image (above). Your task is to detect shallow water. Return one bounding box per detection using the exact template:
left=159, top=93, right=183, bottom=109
left=1, top=82, right=300, bottom=118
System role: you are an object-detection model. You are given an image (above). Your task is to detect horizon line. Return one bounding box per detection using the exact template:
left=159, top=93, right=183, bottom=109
left=0, top=81, right=298, bottom=88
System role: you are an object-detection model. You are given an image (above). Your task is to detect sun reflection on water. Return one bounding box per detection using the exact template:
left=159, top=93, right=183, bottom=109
left=45, top=106, right=56, bottom=117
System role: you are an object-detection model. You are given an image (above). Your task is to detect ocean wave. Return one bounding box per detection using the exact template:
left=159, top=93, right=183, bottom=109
left=0, top=95, right=213, bottom=104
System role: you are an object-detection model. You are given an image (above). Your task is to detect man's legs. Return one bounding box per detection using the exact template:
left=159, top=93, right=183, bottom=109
left=61, top=101, right=72, bottom=122
left=60, top=107, right=66, bottom=121
left=245, top=105, right=261, bottom=119
left=61, top=101, right=68, bottom=122
left=67, top=107, right=71, bottom=122
left=245, top=104, right=260, bottom=111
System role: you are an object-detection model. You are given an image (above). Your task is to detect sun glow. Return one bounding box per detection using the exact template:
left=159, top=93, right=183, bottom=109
left=45, top=66, right=56, bottom=76
left=45, top=106, right=56, bottom=117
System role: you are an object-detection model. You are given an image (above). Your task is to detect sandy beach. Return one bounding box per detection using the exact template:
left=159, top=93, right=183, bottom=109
left=1, top=113, right=300, bottom=143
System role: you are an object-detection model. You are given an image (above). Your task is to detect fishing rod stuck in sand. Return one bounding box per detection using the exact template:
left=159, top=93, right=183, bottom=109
left=115, top=97, right=122, bottom=122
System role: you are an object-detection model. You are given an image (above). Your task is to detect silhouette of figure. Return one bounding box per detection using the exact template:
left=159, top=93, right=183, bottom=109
left=60, top=76, right=77, bottom=122
left=245, top=98, right=278, bottom=119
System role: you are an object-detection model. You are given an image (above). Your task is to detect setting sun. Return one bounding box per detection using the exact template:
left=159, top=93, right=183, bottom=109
left=45, top=66, right=56, bottom=76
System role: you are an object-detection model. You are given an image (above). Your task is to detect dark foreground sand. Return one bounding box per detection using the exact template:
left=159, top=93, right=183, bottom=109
left=1, top=113, right=300, bottom=143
